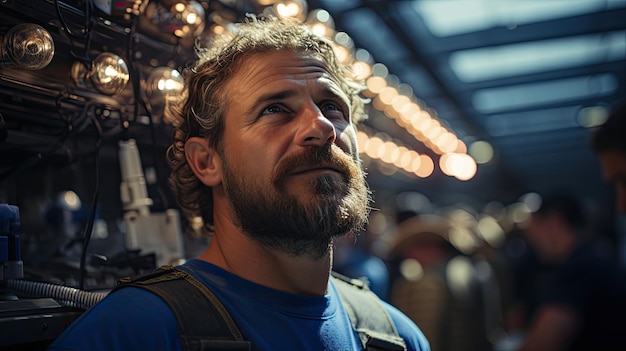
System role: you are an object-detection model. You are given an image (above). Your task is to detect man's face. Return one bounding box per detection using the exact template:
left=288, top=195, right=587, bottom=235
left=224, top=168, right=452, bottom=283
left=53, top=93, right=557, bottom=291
left=216, top=50, right=370, bottom=258
left=598, top=149, right=626, bottom=214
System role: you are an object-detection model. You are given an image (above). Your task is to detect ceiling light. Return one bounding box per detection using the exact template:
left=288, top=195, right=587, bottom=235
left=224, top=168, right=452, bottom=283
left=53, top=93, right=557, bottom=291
left=274, top=0, right=307, bottom=22
left=440, top=153, right=477, bottom=181
left=415, top=155, right=434, bottom=178
left=413, top=0, right=608, bottom=37
left=351, top=61, right=372, bottom=80
left=306, top=9, right=335, bottom=37
left=577, top=105, right=609, bottom=128
left=0, top=23, right=54, bottom=70
left=450, top=31, right=626, bottom=83
left=468, top=140, right=494, bottom=164
left=473, top=73, right=617, bottom=114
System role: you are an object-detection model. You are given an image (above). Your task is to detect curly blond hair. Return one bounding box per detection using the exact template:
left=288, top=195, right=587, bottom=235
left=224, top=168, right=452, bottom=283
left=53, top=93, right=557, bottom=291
left=167, top=15, right=367, bottom=236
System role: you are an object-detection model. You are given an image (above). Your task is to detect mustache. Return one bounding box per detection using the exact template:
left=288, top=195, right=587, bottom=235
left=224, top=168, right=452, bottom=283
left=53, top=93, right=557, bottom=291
left=273, top=144, right=356, bottom=186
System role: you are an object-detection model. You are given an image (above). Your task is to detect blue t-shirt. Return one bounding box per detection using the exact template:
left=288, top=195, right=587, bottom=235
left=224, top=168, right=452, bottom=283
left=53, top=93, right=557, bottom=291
left=48, top=259, right=430, bottom=351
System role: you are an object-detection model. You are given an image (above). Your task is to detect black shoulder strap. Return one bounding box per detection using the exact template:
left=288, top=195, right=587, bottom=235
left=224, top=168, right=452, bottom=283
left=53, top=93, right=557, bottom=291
left=113, top=265, right=251, bottom=351
left=331, top=272, right=407, bottom=351
left=114, top=267, right=405, bottom=351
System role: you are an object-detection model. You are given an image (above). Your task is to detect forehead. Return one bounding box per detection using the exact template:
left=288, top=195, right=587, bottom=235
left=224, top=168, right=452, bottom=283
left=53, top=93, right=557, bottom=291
left=224, top=50, right=340, bottom=100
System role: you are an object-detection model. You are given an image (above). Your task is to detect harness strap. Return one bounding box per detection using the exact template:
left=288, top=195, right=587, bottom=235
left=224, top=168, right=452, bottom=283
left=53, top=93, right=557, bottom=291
left=114, top=267, right=405, bottom=351
left=114, top=265, right=251, bottom=351
left=331, top=272, right=407, bottom=351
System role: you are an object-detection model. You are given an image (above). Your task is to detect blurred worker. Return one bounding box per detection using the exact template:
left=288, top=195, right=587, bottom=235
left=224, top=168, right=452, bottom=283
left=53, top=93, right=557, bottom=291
left=388, top=214, right=490, bottom=351
left=334, top=229, right=391, bottom=301
left=48, top=15, right=429, bottom=351
left=517, top=194, right=626, bottom=351
left=591, top=100, right=626, bottom=214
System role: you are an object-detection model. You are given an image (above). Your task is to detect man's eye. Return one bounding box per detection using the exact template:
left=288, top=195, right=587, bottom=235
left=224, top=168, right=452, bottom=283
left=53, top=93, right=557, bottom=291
left=321, top=102, right=340, bottom=112
left=261, top=105, right=284, bottom=115
left=320, top=102, right=347, bottom=120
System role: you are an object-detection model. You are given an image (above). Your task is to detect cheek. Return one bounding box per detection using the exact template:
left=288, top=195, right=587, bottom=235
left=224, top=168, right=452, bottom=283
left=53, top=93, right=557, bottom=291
left=335, top=126, right=358, bottom=156
left=225, top=129, right=271, bottom=161
left=239, top=142, right=286, bottom=183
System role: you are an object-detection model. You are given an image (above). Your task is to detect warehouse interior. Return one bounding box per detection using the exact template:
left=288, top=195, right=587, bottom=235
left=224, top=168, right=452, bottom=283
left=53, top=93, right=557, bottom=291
left=0, top=0, right=624, bottom=348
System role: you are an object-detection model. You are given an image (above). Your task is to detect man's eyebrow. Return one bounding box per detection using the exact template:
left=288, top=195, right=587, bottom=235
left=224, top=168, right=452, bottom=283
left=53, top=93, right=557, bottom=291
left=256, top=89, right=296, bottom=105
left=320, top=84, right=348, bottom=101
left=244, top=82, right=349, bottom=115
left=244, top=89, right=296, bottom=115
left=318, top=82, right=351, bottom=109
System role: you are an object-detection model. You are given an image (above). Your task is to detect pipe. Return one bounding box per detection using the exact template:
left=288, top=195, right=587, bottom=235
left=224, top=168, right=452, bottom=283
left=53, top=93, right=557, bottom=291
left=6, top=279, right=108, bottom=309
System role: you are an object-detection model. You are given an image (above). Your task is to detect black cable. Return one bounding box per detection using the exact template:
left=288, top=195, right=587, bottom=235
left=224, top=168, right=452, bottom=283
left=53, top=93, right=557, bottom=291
left=0, top=94, right=87, bottom=183
left=54, top=0, right=90, bottom=39
left=54, top=0, right=94, bottom=71
left=77, top=114, right=103, bottom=291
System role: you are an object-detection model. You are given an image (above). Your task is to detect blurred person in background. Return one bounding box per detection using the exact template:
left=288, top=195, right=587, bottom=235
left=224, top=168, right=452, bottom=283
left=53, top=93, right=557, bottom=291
left=516, top=193, right=626, bottom=351
left=470, top=224, right=514, bottom=350
left=591, top=100, right=626, bottom=214
left=333, top=226, right=391, bottom=301
left=388, top=214, right=491, bottom=351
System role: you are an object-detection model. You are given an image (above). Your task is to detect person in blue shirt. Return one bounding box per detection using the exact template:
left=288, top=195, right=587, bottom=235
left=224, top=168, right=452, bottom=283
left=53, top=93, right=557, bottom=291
left=48, top=15, right=430, bottom=351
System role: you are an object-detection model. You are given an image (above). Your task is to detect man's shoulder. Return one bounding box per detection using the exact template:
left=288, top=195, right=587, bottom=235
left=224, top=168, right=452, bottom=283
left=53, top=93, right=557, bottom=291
left=330, top=272, right=431, bottom=351
left=94, top=286, right=179, bottom=325
left=48, top=287, right=180, bottom=351
left=380, top=300, right=431, bottom=351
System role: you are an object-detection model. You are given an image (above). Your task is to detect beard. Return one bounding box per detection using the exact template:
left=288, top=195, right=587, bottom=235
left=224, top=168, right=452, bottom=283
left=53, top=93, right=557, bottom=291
left=221, top=143, right=371, bottom=259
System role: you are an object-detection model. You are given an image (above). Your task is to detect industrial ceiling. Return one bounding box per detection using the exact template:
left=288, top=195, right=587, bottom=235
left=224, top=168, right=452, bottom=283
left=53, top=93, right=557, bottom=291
left=308, top=0, right=626, bottom=215
left=0, top=0, right=624, bottom=223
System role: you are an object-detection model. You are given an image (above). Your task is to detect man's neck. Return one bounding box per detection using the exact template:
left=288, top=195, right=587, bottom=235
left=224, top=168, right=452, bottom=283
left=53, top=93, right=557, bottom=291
left=197, top=222, right=333, bottom=296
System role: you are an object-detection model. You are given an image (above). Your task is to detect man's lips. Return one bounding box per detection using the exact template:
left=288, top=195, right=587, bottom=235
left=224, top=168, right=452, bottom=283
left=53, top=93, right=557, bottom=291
left=289, top=164, right=343, bottom=176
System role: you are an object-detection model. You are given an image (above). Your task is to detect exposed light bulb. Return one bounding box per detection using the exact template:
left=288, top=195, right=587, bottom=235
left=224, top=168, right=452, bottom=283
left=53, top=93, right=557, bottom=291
left=91, top=52, right=130, bottom=95
left=56, top=190, right=82, bottom=211
left=148, top=68, right=183, bottom=95
left=0, top=23, right=55, bottom=70
left=141, top=0, right=205, bottom=43
left=143, top=67, right=184, bottom=123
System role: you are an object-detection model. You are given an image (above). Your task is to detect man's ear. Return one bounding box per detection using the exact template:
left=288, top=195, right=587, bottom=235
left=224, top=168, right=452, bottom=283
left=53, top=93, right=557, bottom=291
left=185, top=137, right=222, bottom=187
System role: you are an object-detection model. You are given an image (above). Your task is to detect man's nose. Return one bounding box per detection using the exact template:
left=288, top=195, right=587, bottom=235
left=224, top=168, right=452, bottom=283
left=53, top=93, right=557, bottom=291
left=296, top=103, right=336, bottom=147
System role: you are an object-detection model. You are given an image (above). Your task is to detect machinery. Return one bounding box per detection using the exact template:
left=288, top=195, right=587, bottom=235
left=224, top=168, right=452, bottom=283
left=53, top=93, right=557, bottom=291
left=0, top=0, right=272, bottom=348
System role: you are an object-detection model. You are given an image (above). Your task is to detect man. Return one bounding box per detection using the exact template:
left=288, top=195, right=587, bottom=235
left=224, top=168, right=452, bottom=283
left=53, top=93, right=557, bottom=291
left=48, top=16, right=430, bottom=351
left=516, top=194, right=626, bottom=351
left=591, top=100, right=626, bottom=213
